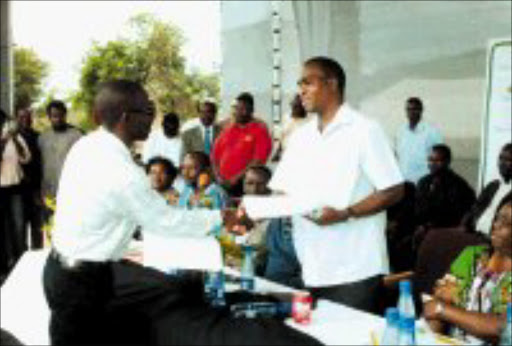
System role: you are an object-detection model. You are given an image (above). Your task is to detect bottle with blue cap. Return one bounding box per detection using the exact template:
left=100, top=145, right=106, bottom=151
left=500, top=302, right=512, bottom=346
left=381, top=307, right=400, bottom=345
left=398, top=280, right=416, bottom=320
left=240, top=245, right=255, bottom=291
left=398, top=316, right=416, bottom=345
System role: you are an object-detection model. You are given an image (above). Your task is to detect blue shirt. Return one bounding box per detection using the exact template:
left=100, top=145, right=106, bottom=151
left=396, top=121, right=443, bottom=185
left=178, top=183, right=226, bottom=210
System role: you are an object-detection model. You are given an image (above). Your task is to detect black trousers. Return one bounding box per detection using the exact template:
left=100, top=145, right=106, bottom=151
left=43, top=255, right=322, bottom=345
left=308, top=275, right=383, bottom=315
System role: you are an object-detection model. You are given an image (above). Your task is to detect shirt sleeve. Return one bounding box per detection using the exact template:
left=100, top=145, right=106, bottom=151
left=16, top=135, right=31, bottom=164
left=253, top=125, right=273, bottom=163
left=118, top=171, right=222, bottom=238
left=362, top=121, right=404, bottom=191
left=211, top=130, right=225, bottom=167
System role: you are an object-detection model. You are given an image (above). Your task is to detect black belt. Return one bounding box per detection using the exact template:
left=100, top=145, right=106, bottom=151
left=50, top=249, right=110, bottom=271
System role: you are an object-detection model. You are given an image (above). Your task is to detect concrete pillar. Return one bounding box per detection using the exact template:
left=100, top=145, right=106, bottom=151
left=0, top=0, right=13, bottom=116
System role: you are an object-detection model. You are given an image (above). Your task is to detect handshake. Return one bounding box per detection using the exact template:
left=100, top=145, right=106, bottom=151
left=221, top=207, right=255, bottom=236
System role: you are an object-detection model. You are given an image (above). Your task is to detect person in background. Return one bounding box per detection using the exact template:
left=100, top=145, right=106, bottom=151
left=179, top=151, right=226, bottom=210
left=212, top=92, right=273, bottom=198
left=38, top=100, right=82, bottom=201
left=412, top=144, right=476, bottom=250
left=182, top=101, right=221, bottom=156
left=396, top=97, right=443, bottom=185
left=461, top=143, right=512, bottom=236
left=16, top=107, right=43, bottom=249
left=272, top=94, right=311, bottom=162
left=146, top=156, right=179, bottom=206
left=142, top=112, right=183, bottom=167
left=423, top=197, right=511, bottom=344
left=241, top=165, right=273, bottom=274
left=0, top=108, right=31, bottom=272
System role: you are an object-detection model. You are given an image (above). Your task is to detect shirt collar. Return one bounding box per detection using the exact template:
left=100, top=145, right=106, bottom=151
left=98, top=126, right=132, bottom=160
left=318, top=103, right=355, bottom=136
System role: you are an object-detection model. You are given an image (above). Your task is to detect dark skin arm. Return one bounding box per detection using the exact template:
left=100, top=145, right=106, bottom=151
left=424, top=299, right=506, bottom=343
left=307, top=183, right=405, bottom=226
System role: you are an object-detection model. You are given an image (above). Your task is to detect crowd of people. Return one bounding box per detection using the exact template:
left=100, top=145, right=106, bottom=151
left=0, top=56, right=510, bottom=345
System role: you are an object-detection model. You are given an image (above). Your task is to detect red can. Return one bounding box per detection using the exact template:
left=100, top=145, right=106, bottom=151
left=292, top=292, right=313, bottom=325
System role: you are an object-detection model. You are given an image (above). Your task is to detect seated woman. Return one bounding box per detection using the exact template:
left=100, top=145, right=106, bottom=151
left=423, top=196, right=511, bottom=343
left=146, top=156, right=180, bottom=205
left=179, top=151, right=226, bottom=210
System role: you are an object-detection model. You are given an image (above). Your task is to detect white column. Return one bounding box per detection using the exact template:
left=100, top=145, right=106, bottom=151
left=0, top=0, right=13, bottom=115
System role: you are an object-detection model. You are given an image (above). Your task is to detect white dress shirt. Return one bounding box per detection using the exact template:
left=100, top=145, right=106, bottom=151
left=270, top=104, right=404, bottom=287
left=396, top=121, right=443, bottom=184
left=476, top=177, right=511, bottom=235
left=52, top=127, right=221, bottom=262
left=142, top=128, right=183, bottom=166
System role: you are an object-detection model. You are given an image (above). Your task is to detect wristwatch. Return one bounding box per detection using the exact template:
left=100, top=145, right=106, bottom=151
left=435, top=301, right=445, bottom=318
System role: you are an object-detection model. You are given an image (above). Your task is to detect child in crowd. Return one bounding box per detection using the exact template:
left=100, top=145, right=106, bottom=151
left=179, top=151, right=226, bottom=210
left=146, top=156, right=180, bottom=205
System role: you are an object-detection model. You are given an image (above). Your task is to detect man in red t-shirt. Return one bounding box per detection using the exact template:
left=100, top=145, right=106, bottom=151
left=212, top=92, right=272, bottom=198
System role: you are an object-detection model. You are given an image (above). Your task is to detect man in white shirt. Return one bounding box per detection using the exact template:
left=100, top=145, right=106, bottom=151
left=142, top=112, right=183, bottom=166
left=396, top=97, right=443, bottom=185
left=266, top=57, right=405, bottom=313
left=43, top=80, right=318, bottom=346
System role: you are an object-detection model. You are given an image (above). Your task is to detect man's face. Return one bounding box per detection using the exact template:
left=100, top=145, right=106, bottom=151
left=126, top=93, right=154, bottom=141
left=181, top=155, right=200, bottom=185
left=163, top=119, right=179, bottom=138
left=17, top=109, right=32, bottom=130
left=243, top=170, right=270, bottom=196
left=298, top=64, right=331, bottom=113
left=200, top=103, right=216, bottom=127
left=428, top=150, right=449, bottom=175
left=406, top=101, right=422, bottom=127
left=498, top=148, right=512, bottom=181
left=235, top=101, right=252, bottom=125
left=149, top=163, right=171, bottom=193
left=48, top=107, right=67, bottom=131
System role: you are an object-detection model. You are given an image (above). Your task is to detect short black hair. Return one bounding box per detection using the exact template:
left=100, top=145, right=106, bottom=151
left=186, top=151, right=211, bottom=172
left=502, top=142, right=512, bottom=154
left=203, top=101, right=218, bottom=114
left=407, top=97, right=424, bottom=109
left=236, top=92, right=254, bottom=114
left=432, top=144, right=452, bottom=164
left=246, top=165, right=272, bottom=183
left=305, top=57, right=346, bottom=98
left=163, top=112, right=180, bottom=126
left=146, top=156, right=178, bottom=182
left=46, top=100, right=67, bottom=115
left=0, top=108, right=7, bottom=123
left=94, top=80, right=147, bottom=129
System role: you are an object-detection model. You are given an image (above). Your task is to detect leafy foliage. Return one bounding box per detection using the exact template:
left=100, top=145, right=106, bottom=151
left=14, top=47, right=49, bottom=110
left=71, top=12, right=220, bottom=130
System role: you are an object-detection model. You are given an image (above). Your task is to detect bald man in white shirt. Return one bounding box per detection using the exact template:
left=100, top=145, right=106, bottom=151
left=43, top=80, right=319, bottom=346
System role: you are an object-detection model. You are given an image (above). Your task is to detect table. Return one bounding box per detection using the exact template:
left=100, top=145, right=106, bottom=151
left=2, top=250, right=467, bottom=345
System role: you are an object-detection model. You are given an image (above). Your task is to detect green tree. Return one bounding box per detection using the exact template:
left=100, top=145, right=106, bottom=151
left=72, top=12, right=220, bottom=129
left=14, top=47, right=49, bottom=110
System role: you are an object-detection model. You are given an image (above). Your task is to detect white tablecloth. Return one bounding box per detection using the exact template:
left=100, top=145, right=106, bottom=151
left=0, top=250, right=386, bottom=345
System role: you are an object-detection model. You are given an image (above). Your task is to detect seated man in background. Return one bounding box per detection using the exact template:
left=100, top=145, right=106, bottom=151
left=423, top=197, right=511, bottom=344
left=146, top=156, right=179, bottom=205
left=179, top=151, right=226, bottom=210
left=143, top=112, right=182, bottom=167
left=461, top=142, right=512, bottom=236
left=413, top=144, right=476, bottom=249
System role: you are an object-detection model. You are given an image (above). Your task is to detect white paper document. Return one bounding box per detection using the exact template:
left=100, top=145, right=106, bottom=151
left=242, top=195, right=320, bottom=219
left=143, top=234, right=223, bottom=273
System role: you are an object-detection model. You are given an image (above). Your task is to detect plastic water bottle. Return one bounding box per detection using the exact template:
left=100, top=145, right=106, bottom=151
left=500, top=303, right=512, bottom=346
left=204, top=271, right=226, bottom=307
left=381, top=307, right=400, bottom=345
left=240, top=245, right=255, bottom=291
left=230, top=302, right=292, bottom=319
left=398, top=316, right=416, bottom=345
left=398, top=280, right=416, bottom=320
